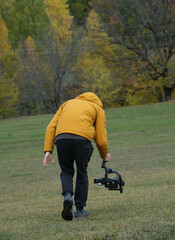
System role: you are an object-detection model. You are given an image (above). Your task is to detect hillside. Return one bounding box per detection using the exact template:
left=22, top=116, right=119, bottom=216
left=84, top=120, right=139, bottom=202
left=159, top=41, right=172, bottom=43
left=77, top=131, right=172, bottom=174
left=0, top=102, right=175, bottom=240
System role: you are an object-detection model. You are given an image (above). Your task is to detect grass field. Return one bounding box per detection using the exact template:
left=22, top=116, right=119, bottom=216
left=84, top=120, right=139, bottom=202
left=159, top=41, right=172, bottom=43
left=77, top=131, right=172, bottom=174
left=0, top=102, right=175, bottom=240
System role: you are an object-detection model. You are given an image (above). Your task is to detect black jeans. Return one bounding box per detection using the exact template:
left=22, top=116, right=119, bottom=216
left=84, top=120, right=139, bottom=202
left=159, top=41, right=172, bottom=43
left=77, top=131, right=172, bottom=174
left=55, top=139, right=94, bottom=209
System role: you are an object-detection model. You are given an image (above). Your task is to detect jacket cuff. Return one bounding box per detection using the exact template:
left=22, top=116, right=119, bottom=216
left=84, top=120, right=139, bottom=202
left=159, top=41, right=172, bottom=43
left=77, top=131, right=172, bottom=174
left=44, top=150, right=52, bottom=154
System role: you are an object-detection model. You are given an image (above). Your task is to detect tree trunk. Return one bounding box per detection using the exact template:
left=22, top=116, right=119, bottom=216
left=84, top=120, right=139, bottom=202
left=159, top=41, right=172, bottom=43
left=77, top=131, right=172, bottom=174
left=163, top=84, right=175, bottom=100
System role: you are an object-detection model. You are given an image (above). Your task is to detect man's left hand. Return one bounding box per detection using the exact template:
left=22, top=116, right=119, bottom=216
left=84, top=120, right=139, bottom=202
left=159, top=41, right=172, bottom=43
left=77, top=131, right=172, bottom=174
left=43, top=152, right=55, bottom=167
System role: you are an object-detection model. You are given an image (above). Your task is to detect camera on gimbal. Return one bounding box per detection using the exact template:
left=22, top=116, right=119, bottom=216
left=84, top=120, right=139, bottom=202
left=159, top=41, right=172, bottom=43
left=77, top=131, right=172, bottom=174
left=94, top=160, right=125, bottom=193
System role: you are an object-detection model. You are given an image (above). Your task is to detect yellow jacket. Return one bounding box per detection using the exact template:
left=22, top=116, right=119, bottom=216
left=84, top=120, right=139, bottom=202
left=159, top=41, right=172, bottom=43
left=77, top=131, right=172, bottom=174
left=44, top=92, right=108, bottom=159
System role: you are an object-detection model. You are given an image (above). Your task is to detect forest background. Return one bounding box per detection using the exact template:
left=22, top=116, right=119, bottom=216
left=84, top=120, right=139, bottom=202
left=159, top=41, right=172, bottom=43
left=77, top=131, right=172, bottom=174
left=1, top=0, right=175, bottom=119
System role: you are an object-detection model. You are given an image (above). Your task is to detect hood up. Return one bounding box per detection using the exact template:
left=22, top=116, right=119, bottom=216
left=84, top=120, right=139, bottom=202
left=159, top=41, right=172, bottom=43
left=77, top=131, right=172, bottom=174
left=76, top=92, right=103, bottom=108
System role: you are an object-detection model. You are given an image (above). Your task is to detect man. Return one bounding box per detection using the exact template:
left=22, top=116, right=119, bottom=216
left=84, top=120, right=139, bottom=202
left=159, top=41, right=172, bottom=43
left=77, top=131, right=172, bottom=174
left=43, top=92, right=110, bottom=221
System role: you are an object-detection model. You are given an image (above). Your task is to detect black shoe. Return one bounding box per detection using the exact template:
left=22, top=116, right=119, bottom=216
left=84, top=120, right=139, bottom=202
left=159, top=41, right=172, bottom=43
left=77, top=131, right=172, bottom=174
left=61, top=194, right=73, bottom=221
left=74, top=209, right=90, bottom=218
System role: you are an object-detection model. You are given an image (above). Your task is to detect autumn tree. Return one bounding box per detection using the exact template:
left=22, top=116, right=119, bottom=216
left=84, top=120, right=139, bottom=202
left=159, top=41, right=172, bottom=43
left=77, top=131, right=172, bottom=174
left=0, top=16, right=18, bottom=118
left=17, top=0, right=82, bottom=113
left=92, top=0, right=175, bottom=101
left=74, top=10, right=119, bottom=107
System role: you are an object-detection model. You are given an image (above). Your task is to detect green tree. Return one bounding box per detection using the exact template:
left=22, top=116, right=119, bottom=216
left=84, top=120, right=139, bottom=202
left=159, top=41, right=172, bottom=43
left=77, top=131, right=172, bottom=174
left=0, top=0, right=49, bottom=48
left=66, top=0, right=91, bottom=26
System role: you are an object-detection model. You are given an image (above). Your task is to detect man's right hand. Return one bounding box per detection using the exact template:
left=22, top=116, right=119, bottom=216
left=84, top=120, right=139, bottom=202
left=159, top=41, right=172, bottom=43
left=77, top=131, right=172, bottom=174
left=104, top=153, right=110, bottom=162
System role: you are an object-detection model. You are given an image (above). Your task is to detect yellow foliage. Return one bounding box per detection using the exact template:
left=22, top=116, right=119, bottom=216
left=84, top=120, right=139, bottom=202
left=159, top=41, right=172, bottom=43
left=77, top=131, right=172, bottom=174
left=0, top=16, right=10, bottom=59
left=78, top=51, right=117, bottom=107
left=44, top=0, right=73, bottom=43
left=25, top=36, right=35, bottom=49
left=0, top=76, right=18, bottom=118
left=0, top=17, right=19, bottom=118
left=24, top=36, right=36, bottom=57
left=86, top=10, right=115, bottom=53
left=126, top=90, right=159, bottom=106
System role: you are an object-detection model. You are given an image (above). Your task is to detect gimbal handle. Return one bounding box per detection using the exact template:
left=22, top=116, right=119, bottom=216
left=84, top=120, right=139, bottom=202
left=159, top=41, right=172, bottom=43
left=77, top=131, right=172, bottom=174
left=101, top=160, right=106, bottom=168
left=101, top=160, right=122, bottom=180
left=101, top=160, right=108, bottom=179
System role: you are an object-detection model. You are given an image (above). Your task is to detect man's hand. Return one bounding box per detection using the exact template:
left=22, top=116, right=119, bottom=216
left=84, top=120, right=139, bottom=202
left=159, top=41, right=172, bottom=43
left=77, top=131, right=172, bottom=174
left=104, top=153, right=110, bottom=162
left=43, top=151, right=55, bottom=167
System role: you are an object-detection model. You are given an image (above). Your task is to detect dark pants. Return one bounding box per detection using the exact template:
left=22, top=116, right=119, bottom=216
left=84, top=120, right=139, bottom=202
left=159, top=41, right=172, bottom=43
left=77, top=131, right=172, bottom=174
left=55, top=139, right=93, bottom=209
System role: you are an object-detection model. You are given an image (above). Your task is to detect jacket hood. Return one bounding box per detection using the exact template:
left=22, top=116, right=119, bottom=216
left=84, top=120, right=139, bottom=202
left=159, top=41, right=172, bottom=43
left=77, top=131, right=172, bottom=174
left=75, top=92, right=103, bottom=107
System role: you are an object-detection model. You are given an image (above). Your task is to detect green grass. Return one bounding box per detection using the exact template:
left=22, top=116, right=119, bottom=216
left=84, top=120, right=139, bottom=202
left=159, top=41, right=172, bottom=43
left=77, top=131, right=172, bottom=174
left=0, top=102, right=175, bottom=240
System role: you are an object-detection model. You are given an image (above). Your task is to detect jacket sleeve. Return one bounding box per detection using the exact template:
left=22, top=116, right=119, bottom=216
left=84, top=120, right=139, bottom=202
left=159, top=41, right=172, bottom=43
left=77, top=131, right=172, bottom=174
left=44, top=104, right=64, bottom=153
left=94, top=107, right=108, bottom=159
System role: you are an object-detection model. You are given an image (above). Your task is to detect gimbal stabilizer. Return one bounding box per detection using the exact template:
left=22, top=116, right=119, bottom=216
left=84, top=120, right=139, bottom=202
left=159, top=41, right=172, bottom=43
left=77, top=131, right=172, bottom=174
left=94, top=160, right=125, bottom=193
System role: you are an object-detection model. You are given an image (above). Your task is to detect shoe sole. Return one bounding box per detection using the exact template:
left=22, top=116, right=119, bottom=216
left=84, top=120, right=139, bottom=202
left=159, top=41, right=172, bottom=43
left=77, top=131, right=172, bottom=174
left=74, top=215, right=90, bottom=218
left=62, top=199, right=73, bottom=221
left=74, top=213, right=90, bottom=218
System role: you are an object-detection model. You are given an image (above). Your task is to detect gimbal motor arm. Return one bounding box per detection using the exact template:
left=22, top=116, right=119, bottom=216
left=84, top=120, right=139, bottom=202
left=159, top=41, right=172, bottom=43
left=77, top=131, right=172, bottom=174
left=94, top=160, right=125, bottom=193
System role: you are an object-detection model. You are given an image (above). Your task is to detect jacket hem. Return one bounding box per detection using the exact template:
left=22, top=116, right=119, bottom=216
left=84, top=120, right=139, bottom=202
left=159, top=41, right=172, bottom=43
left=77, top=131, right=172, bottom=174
left=56, top=131, right=93, bottom=142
